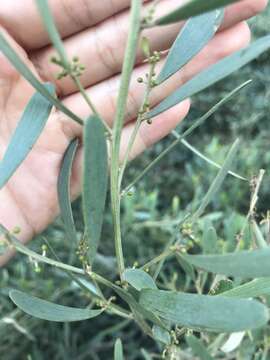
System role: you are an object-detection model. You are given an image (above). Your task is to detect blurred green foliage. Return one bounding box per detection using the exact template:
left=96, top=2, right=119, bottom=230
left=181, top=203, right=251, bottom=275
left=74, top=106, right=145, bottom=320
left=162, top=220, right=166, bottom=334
left=1, top=8, right=270, bottom=360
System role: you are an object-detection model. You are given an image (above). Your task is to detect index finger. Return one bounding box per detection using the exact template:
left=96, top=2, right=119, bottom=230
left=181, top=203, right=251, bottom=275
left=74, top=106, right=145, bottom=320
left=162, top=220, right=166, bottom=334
left=0, top=0, right=149, bottom=50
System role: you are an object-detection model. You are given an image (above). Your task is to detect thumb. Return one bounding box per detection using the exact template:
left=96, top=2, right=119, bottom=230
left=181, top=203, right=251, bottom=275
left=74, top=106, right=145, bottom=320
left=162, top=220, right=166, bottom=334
left=0, top=26, right=40, bottom=109
left=0, top=26, right=31, bottom=78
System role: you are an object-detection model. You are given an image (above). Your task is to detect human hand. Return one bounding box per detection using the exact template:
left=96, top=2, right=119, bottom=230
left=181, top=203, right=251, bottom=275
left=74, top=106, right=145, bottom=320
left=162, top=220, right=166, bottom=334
left=0, top=0, right=267, bottom=265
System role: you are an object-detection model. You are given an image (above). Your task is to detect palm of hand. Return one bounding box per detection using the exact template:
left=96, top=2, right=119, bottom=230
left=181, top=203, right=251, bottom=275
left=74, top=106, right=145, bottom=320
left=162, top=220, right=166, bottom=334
left=0, top=52, right=75, bottom=240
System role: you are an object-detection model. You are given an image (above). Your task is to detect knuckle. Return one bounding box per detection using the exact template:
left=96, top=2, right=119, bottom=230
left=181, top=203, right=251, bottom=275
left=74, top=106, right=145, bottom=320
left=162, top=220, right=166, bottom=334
left=94, top=25, right=119, bottom=74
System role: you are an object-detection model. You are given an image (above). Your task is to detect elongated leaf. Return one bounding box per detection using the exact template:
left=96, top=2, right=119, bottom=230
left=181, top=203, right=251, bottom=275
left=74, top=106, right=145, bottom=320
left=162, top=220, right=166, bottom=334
left=140, top=289, right=269, bottom=332
left=251, top=220, right=268, bottom=249
left=72, top=277, right=99, bottom=296
left=0, top=33, right=83, bottom=125
left=124, top=81, right=249, bottom=195
left=222, top=278, right=270, bottom=298
left=186, top=334, right=214, bottom=360
left=9, top=290, right=103, bottom=322
left=114, top=338, right=124, bottom=360
left=202, top=226, right=218, bottom=254
left=192, top=139, right=239, bottom=222
left=152, top=325, right=171, bottom=345
left=158, top=10, right=223, bottom=83
left=175, top=253, right=196, bottom=281
left=36, top=0, right=68, bottom=66
left=123, top=269, right=157, bottom=291
left=0, top=84, right=54, bottom=189
left=83, top=115, right=108, bottom=265
left=147, top=35, right=270, bottom=119
left=180, top=139, right=247, bottom=181
left=184, top=248, right=270, bottom=278
left=155, top=0, right=240, bottom=25
left=58, top=139, right=79, bottom=243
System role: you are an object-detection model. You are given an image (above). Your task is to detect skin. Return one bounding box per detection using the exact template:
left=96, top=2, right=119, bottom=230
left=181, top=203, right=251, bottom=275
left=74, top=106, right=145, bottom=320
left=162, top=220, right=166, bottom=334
left=0, top=0, right=268, bottom=265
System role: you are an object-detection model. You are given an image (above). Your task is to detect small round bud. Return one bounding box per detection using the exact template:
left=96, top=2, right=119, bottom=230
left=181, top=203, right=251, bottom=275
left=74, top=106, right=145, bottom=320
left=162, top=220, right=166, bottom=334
left=50, top=56, right=58, bottom=63
left=12, top=226, right=21, bottom=234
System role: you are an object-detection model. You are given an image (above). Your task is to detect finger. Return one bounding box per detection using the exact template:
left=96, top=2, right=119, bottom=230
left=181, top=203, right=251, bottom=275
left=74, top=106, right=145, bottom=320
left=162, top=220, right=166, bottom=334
left=0, top=188, right=35, bottom=266
left=0, top=0, right=149, bottom=50
left=31, top=0, right=263, bottom=97
left=0, top=27, right=40, bottom=123
left=61, top=21, right=251, bottom=136
left=30, top=1, right=184, bottom=96
left=220, top=0, right=268, bottom=31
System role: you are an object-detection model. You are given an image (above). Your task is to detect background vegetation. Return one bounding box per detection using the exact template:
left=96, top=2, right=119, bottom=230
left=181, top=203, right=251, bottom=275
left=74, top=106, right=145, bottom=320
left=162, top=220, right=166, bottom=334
left=1, top=7, right=270, bottom=360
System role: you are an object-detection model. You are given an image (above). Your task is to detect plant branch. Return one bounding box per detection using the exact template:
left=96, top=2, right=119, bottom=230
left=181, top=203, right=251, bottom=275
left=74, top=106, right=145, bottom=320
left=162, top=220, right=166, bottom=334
left=110, top=0, right=142, bottom=280
left=119, top=58, right=157, bottom=186
left=1, top=225, right=131, bottom=319
left=122, top=80, right=251, bottom=196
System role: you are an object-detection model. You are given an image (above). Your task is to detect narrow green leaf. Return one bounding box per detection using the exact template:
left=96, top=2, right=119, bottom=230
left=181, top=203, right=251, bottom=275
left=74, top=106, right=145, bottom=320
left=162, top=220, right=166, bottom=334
left=186, top=334, right=214, bottom=360
left=155, top=0, right=240, bottom=25
left=0, top=32, right=83, bottom=125
left=184, top=248, right=270, bottom=278
left=57, top=139, right=79, bottom=244
left=175, top=253, right=196, bottom=281
left=123, top=269, right=157, bottom=291
left=180, top=139, right=247, bottom=181
left=82, top=115, right=108, bottom=265
left=147, top=35, right=270, bottom=119
left=114, top=338, right=124, bottom=360
left=124, top=81, right=249, bottom=196
left=9, top=290, right=103, bottom=322
left=35, top=0, right=68, bottom=67
left=158, top=10, right=223, bottom=83
left=140, top=289, right=269, bottom=332
left=222, top=279, right=270, bottom=298
left=0, top=84, right=54, bottom=189
left=251, top=220, right=268, bottom=249
left=152, top=325, right=171, bottom=345
left=202, top=226, right=218, bottom=254
left=192, top=139, right=239, bottom=222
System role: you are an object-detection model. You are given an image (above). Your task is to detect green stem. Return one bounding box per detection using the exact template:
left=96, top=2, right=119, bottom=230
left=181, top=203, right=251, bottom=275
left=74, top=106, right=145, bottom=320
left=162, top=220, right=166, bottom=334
left=110, top=0, right=142, bottom=280
left=140, top=249, right=174, bottom=270
left=119, top=61, right=156, bottom=187
left=2, top=226, right=131, bottom=319
left=71, top=76, right=112, bottom=134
